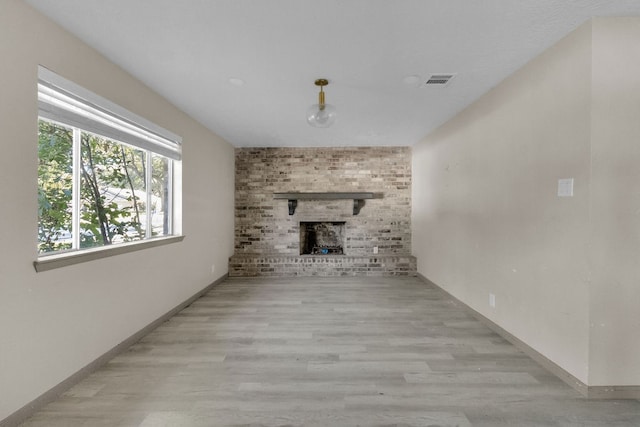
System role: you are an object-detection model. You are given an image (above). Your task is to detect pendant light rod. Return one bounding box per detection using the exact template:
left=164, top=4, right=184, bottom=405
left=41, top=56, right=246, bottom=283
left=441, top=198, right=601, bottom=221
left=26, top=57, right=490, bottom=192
left=315, top=79, right=328, bottom=110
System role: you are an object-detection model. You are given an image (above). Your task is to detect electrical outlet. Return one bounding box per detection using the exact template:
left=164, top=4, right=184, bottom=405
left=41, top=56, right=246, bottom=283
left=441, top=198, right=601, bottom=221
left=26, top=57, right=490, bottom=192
left=373, top=246, right=379, bottom=254
left=211, top=264, right=216, bottom=274
left=489, top=293, right=496, bottom=308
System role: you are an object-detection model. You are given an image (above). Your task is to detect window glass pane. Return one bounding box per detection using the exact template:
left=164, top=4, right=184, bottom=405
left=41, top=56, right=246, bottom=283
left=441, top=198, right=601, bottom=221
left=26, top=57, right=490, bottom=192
left=151, top=154, right=170, bottom=237
left=38, top=119, right=73, bottom=254
left=80, top=132, right=145, bottom=247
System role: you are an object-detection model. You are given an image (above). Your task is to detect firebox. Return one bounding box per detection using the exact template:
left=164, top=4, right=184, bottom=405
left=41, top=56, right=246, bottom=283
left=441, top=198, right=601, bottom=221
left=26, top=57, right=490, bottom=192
left=300, top=221, right=345, bottom=255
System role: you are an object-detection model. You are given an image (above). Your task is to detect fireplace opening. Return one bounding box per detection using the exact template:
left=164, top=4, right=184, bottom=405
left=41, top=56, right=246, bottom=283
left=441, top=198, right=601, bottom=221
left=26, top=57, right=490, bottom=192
left=300, top=221, right=345, bottom=255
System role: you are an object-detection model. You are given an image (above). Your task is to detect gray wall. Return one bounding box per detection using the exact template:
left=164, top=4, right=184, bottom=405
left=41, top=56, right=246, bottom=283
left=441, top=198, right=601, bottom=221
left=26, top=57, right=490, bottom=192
left=412, top=18, right=640, bottom=386
left=0, top=1, right=235, bottom=420
left=588, top=17, right=640, bottom=386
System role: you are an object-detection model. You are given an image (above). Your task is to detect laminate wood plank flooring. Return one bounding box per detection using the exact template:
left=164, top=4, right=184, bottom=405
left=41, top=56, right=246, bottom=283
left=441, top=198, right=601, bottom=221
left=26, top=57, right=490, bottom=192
left=20, top=276, right=640, bottom=426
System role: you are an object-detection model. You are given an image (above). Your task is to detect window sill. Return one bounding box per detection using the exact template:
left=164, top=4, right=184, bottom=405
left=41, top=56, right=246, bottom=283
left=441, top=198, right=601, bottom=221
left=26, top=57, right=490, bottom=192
left=33, top=235, right=185, bottom=272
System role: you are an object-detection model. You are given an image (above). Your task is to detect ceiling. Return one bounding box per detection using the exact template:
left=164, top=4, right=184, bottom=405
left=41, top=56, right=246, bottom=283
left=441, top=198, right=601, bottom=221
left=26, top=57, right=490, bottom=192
left=24, top=0, right=640, bottom=148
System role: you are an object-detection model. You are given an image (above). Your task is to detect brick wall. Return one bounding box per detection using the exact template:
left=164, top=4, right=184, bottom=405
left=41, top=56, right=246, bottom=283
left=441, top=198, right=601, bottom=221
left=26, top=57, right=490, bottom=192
left=234, top=147, right=412, bottom=257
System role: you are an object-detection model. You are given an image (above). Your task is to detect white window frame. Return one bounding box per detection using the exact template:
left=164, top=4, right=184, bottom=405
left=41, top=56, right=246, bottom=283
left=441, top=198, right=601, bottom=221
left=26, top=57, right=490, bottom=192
left=34, top=66, right=183, bottom=272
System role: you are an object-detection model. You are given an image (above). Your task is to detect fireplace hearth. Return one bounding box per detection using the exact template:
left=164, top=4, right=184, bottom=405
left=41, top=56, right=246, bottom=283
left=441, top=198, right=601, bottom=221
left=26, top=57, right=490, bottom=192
left=300, top=221, right=345, bottom=255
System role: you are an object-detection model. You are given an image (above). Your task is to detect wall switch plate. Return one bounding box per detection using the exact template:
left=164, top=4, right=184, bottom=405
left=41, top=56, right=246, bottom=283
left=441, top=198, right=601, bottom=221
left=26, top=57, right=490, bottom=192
left=373, top=246, right=379, bottom=254
left=211, top=264, right=216, bottom=274
left=489, top=293, right=496, bottom=308
left=558, top=178, right=574, bottom=197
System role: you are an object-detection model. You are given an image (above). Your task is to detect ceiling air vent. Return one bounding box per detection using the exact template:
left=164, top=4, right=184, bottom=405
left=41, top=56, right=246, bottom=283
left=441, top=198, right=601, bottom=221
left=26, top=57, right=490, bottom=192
left=422, top=74, right=455, bottom=87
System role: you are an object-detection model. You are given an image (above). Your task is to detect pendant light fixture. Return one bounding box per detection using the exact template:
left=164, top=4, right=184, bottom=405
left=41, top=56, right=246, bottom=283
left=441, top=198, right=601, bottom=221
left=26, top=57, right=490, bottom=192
left=307, top=78, right=336, bottom=128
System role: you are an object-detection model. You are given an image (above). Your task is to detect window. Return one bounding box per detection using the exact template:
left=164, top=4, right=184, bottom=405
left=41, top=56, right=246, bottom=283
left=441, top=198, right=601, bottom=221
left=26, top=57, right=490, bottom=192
left=37, top=67, right=181, bottom=258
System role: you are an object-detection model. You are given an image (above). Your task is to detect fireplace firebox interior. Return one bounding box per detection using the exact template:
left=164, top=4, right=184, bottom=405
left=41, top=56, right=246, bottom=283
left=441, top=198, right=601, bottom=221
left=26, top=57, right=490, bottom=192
left=300, top=221, right=346, bottom=255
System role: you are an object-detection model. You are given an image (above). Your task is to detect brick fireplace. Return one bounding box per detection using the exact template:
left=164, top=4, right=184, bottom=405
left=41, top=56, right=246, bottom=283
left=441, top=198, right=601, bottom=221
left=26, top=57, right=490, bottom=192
left=229, top=147, right=416, bottom=276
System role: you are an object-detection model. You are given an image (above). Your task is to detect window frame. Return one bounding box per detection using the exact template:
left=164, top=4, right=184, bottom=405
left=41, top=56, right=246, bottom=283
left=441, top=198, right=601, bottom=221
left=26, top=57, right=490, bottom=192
left=34, top=66, right=183, bottom=272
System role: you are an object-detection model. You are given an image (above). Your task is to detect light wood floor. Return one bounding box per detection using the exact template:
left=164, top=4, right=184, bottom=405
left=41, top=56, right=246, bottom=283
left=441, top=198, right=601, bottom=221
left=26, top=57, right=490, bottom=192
left=21, top=276, right=640, bottom=426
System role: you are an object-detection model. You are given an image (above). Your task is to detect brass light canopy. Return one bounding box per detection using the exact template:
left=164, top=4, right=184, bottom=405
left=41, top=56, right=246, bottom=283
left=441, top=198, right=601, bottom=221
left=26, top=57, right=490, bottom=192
left=307, top=78, right=336, bottom=128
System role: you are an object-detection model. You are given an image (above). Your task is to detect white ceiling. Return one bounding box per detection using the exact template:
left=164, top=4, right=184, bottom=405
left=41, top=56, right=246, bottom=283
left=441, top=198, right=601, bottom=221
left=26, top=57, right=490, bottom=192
left=24, top=0, right=640, bottom=148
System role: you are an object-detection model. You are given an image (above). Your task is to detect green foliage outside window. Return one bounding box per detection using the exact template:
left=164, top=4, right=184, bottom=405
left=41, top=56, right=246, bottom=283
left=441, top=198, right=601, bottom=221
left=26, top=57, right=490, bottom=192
left=38, top=121, right=73, bottom=252
left=38, top=119, right=171, bottom=254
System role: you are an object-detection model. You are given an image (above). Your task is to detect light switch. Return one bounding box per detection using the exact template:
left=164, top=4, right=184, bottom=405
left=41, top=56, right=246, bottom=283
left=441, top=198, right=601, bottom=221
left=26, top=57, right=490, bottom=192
left=558, top=178, right=574, bottom=197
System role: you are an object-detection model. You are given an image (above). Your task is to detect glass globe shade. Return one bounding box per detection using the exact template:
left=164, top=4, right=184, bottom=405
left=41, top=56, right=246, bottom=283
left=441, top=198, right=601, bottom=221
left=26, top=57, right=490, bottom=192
left=307, top=103, right=336, bottom=128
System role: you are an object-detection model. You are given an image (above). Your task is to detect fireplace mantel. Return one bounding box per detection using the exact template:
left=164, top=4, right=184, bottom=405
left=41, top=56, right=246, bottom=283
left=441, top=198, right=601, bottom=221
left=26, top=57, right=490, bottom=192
left=273, top=192, right=374, bottom=215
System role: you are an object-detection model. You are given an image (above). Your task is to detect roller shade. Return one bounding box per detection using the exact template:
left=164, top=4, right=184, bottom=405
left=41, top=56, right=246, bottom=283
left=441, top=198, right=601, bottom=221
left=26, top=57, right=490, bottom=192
left=37, top=66, right=181, bottom=160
